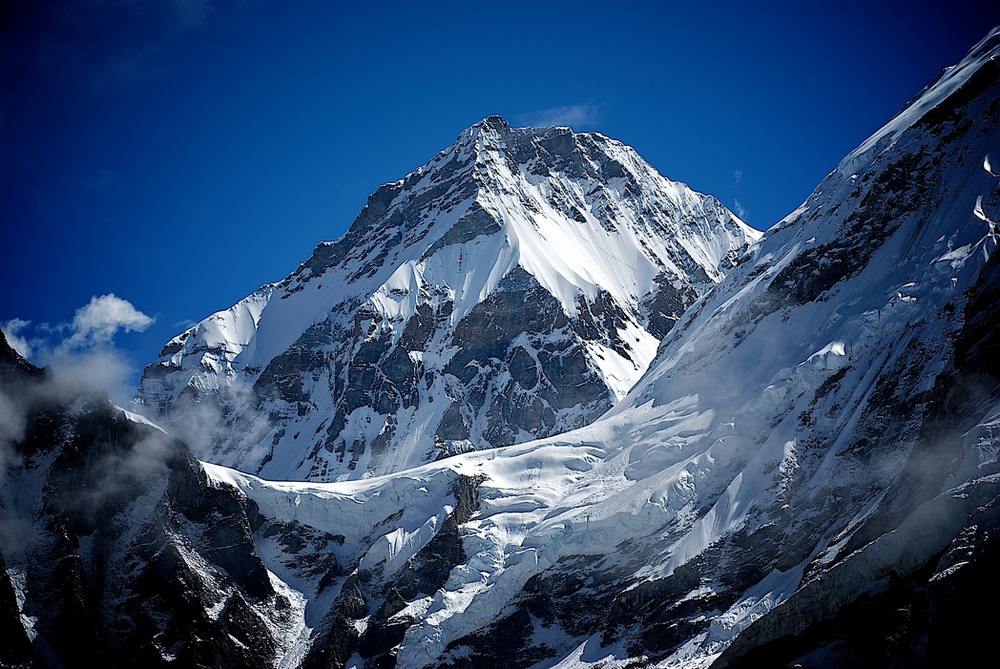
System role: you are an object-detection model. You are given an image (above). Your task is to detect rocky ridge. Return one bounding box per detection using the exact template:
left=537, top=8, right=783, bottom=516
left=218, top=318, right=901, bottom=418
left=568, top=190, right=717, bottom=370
left=135, top=117, right=758, bottom=482
left=0, top=331, right=298, bottom=668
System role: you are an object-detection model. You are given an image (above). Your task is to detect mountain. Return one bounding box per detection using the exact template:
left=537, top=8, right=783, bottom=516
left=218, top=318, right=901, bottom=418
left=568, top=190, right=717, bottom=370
left=134, top=117, right=758, bottom=482
left=0, top=330, right=312, bottom=669
left=187, top=26, right=1000, bottom=668
left=9, top=25, right=998, bottom=669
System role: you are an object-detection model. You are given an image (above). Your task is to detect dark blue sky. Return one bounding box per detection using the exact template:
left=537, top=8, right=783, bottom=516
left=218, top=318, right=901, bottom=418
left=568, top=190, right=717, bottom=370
left=2, top=0, right=996, bottom=397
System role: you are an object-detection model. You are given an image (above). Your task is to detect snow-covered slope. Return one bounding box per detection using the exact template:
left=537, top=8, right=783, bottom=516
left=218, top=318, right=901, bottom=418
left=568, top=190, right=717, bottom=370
left=135, top=117, right=758, bottom=482
left=198, top=27, right=1000, bottom=668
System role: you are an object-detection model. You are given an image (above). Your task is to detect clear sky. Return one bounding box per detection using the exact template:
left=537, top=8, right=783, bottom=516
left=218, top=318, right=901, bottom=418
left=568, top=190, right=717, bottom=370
left=1, top=0, right=996, bottom=401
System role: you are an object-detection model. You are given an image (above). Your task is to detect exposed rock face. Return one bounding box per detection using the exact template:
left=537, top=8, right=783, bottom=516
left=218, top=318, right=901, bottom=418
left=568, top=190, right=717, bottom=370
left=135, top=117, right=758, bottom=482
left=182, top=26, right=1000, bottom=669
left=0, top=331, right=290, bottom=668
left=297, top=474, right=485, bottom=669
left=0, top=330, right=491, bottom=668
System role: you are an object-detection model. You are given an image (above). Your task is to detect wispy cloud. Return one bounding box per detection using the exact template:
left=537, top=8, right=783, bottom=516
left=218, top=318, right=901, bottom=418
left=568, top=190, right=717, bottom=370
left=1, top=319, right=33, bottom=359
left=0, top=365, right=179, bottom=539
left=734, top=199, right=748, bottom=219
left=731, top=168, right=748, bottom=221
left=516, top=104, right=600, bottom=129
left=0, top=389, right=27, bottom=492
left=3, top=294, right=153, bottom=405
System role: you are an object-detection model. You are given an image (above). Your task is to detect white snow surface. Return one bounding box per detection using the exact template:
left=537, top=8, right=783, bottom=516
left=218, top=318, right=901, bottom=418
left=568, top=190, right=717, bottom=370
left=200, top=29, right=1000, bottom=668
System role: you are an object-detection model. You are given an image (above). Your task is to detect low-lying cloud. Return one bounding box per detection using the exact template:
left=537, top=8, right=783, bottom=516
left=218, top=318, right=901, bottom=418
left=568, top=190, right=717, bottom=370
left=2, top=318, right=33, bottom=359
left=2, top=294, right=153, bottom=406
left=0, top=390, right=27, bottom=482
left=3, top=294, right=251, bottom=466
left=0, top=354, right=180, bottom=547
left=516, top=104, right=600, bottom=129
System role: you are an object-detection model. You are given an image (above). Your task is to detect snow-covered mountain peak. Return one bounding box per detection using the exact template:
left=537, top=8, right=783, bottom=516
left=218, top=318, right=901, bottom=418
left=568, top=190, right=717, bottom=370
left=136, top=118, right=758, bottom=481
left=461, top=113, right=512, bottom=142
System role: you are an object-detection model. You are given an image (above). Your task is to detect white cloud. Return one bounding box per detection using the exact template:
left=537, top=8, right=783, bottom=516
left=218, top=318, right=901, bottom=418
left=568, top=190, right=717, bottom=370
left=733, top=169, right=743, bottom=186
left=1, top=319, right=33, bottom=359
left=0, top=389, right=26, bottom=481
left=734, top=199, right=748, bottom=219
left=5, top=295, right=153, bottom=405
left=48, top=349, right=138, bottom=407
left=516, top=104, right=600, bottom=129
left=63, top=294, right=153, bottom=350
